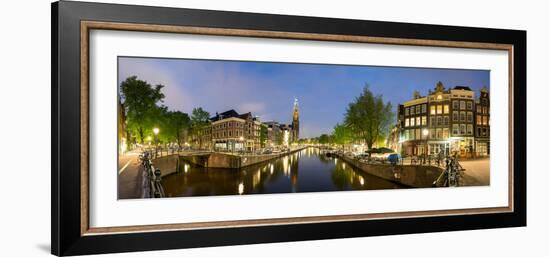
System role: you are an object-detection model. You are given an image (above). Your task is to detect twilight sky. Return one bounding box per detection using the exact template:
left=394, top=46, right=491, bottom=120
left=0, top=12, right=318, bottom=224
left=118, top=57, right=489, bottom=138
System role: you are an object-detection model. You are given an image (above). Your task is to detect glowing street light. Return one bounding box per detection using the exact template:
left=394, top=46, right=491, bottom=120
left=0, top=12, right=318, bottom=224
left=153, top=127, right=160, bottom=135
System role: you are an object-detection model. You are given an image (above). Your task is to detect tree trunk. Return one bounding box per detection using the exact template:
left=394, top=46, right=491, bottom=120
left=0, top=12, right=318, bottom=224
left=138, top=127, right=144, bottom=144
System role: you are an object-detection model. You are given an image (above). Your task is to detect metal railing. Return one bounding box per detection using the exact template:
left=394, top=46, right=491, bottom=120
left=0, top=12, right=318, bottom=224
left=138, top=151, right=165, bottom=198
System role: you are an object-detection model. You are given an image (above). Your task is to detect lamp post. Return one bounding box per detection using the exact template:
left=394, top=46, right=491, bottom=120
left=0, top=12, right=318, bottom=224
left=422, top=128, right=429, bottom=164
left=153, top=127, right=160, bottom=156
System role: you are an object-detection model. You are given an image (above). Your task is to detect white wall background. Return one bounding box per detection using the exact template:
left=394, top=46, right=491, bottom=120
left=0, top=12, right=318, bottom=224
left=0, top=0, right=546, bottom=256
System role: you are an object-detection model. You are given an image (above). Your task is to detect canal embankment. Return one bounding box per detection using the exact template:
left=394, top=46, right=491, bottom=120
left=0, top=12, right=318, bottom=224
left=336, top=154, right=444, bottom=188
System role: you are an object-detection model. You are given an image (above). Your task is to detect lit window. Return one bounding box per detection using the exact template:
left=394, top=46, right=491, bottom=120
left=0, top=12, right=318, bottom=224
left=443, top=128, right=449, bottom=139
left=410, top=118, right=415, bottom=126
left=477, top=116, right=482, bottom=125
left=416, top=117, right=421, bottom=126
left=422, top=116, right=427, bottom=126
left=437, top=105, right=443, bottom=114
left=443, top=105, right=449, bottom=114
left=430, top=105, right=436, bottom=115
left=483, top=116, right=487, bottom=125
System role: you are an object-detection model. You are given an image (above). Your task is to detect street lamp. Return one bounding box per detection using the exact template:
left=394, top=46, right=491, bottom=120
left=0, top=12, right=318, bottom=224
left=153, top=127, right=160, bottom=156
left=422, top=129, right=429, bottom=164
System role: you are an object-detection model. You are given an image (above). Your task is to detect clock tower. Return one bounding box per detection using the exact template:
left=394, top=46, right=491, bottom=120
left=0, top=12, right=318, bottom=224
left=291, top=98, right=300, bottom=142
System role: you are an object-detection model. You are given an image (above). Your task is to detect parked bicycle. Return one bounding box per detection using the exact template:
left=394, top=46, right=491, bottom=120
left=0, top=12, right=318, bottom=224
left=444, top=153, right=464, bottom=187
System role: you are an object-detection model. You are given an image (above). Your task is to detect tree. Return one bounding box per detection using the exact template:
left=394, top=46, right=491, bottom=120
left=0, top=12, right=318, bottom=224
left=318, top=134, right=330, bottom=145
left=120, top=76, right=165, bottom=144
left=161, top=110, right=191, bottom=147
left=332, top=123, right=353, bottom=150
left=190, top=107, right=211, bottom=148
left=260, top=124, right=268, bottom=148
left=344, top=85, right=393, bottom=150
left=276, top=131, right=284, bottom=146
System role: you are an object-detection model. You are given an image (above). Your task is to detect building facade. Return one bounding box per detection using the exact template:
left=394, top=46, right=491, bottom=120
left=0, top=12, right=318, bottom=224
left=475, top=87, right=490, bottom=156
left=398, top=82, right=489, bottom=158
left=191, top=99, right=300, bottom=152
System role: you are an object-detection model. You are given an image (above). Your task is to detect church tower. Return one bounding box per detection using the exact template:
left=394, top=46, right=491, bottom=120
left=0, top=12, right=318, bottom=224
left=291, top=98, right=300, bottom=142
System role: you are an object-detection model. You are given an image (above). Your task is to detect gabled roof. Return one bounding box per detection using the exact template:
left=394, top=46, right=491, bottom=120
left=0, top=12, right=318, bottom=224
left=453, top=86, right=472, bottom=91
left=210, top=109, right=240, bottom=121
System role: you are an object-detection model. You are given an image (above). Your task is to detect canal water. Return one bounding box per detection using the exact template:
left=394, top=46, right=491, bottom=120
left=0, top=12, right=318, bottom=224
left=162, top=147, right=404, bottom=197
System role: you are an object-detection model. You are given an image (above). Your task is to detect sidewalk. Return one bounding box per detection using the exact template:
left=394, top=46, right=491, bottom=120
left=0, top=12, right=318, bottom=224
left=459, top=158, right=490, bottom=186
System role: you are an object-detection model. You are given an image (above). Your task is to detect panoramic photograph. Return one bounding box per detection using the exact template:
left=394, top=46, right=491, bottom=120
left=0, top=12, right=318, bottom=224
left=117, top=57, right=491, bottom=199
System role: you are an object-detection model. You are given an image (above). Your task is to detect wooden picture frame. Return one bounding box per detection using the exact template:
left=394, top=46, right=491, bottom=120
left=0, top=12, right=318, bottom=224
left=52, top=1, right=526, bottom=255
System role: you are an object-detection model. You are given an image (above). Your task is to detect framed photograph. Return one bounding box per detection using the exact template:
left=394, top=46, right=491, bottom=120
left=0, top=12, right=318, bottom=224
left=52, top=1, right=526, bottom=255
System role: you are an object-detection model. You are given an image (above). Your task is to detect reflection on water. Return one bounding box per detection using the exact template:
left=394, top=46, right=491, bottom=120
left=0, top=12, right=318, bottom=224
left=162, top=147, right=404, bottom=197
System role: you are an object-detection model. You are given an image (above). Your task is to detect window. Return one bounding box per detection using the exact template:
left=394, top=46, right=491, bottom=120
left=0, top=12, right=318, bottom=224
left=452, top=124, right=459, bottom=135
left=411, top=118, right=415, bottom=126
left=437, top=116, right=442, bottom=126
left=467, top=124, right=473, bottom=135
left=444, top=116, right=449, bottom=125
left=453, top=112, right=458, bottom=122
left=460, top=111, right=466, bottom=122
left=467, top=102, right=473, bottom=110
left=405, top=107, right=409, bottom=116
left=436, top=128, right=442, bottom=139
left=477, top=105, right=481, bottom=113
left=430, top=128, right=436, bottom=139
left=430, top=117, right=435, bottom=127
left=437, top=105, right=443, bottom=114
left=416, top=117, right=421, bottom=126
left=460, top=124, right=466, bottom=135
left=443, top=128, right=449, bottom=139
left=483, top=107, right=488, bottom=114
left=477, top=116, right=482, bottom=125
left=452, top=100, right=459, bottom=109
left=415, top=129, right=420, bottom=140
left=467, top=112, right=473, bottom=122
left=443, top=105, right=449, bottom=114
left=460, top=101, right=466, bottom=110
left=405, top=118, right=409, bottom=127
left=422, top=116, right=427, bottom=126
left=483, top=116, right=488, bottom=125
left=430, top=105, right=436, bottom=115
left=416, top=105, right=421, bottom=114
left=410, top=107, right=415, bottom=115
left=422, top=104, right=427, bottom=113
